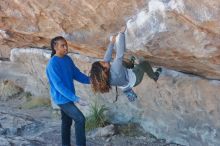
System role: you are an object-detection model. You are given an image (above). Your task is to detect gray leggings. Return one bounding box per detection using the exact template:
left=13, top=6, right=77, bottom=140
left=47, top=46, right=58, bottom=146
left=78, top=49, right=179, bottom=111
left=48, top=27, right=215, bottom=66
left=132, top=61, right=157, bottom=87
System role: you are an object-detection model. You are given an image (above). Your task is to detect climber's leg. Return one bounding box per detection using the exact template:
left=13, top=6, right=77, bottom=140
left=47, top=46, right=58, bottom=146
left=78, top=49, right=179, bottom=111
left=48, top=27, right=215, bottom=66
left=122, top=55, right=136, bottom=69
left=132, top=65, right=145, bottom=87
left=137, top=61, right=162, bottom=82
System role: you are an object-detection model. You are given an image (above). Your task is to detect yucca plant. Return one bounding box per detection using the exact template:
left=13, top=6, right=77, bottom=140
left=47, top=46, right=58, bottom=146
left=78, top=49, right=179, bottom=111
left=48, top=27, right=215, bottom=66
left=85, top=102, right=108, bottom=131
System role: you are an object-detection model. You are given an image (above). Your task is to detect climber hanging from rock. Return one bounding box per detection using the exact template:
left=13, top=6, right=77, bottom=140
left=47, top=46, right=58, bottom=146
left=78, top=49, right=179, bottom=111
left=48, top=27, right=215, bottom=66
left=89, top=25, right=162, bottom=102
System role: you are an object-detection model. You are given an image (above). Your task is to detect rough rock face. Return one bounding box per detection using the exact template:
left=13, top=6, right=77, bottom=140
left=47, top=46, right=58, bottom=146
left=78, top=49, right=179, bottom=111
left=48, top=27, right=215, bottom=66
left=78, top=54, right=220, bottom=146
left=125, top=0, right=220, bottom=79
left=1, top=48, right=220, bottom=146
left=0, top=48, right=50, bottom=97
left=0, top=111, right=44, bottom=145
left=0, top=0, right=146, bottom=58
left=0, top=0, right=219, bottom=79
left=1, top=0, right=220, bottom=145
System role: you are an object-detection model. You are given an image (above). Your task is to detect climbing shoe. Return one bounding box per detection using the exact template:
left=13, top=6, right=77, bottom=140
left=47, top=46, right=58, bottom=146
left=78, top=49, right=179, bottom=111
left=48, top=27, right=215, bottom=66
left=123, top=88, right=137, bottom=102
left=153, top=67, right=162, bottom=82
left=122, top=56, right=136, bottom=69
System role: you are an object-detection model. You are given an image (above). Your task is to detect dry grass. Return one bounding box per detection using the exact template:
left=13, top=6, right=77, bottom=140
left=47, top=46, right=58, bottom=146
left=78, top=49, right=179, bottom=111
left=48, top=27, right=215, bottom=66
left=21, top=97, right=51, bottom=109
left=0, top=80, right=23, bottom=99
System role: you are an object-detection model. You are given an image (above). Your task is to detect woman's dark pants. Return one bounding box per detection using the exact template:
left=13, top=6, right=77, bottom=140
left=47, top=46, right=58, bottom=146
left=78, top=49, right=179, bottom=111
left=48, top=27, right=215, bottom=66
left=133, top=61, right=157, bottom=86
left=59, top=102, right=86, bottom=146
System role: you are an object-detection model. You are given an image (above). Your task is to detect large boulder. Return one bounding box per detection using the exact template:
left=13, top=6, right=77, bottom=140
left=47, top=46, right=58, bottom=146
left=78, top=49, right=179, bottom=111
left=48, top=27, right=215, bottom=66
left=0, top=0, right=220, bottom=79
left=0, top=0, right=220, bottom=145
left=0, top=48, right=50, bottom=97
left=126, top=0, right=220, bottom=79
left=1, top=48, right=220, bottom=145
left=0, top=0, right=146, bottom=58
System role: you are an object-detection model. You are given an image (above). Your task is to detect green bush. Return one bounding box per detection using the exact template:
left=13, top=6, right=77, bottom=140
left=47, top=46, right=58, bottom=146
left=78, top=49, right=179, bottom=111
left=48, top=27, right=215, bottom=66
left=85, top=102, right=108, bottom=131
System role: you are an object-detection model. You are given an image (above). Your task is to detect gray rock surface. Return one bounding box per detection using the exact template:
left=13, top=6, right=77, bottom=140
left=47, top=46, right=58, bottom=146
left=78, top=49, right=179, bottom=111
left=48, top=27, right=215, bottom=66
left=0, top=93, right=180, bottom=146
left=1, top=48, right=220, bottom=145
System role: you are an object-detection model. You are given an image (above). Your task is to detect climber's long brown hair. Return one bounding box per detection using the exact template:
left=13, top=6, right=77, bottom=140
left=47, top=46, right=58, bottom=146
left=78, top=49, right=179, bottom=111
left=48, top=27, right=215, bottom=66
left=90, top=61, right=111, bottom=93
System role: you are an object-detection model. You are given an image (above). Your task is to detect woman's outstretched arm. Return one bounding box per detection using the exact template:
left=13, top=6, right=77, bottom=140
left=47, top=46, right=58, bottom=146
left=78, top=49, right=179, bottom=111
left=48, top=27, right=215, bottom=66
left=103, top=40, right=115, bottom=62
left=115, top=32, right=125, bottom=62
left=111, top=27, right=126, bottom=73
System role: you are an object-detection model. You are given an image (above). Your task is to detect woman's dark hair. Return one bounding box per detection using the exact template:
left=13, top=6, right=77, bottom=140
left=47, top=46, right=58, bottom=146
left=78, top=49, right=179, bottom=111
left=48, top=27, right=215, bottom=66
left=50, top=36, right=65, bottom=57
left=90, top=61, right=111, bottom=93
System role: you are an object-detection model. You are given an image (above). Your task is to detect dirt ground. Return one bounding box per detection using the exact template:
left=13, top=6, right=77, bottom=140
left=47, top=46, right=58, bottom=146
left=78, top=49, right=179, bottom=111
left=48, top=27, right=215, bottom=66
left=0, top=92, right=183, bottom=146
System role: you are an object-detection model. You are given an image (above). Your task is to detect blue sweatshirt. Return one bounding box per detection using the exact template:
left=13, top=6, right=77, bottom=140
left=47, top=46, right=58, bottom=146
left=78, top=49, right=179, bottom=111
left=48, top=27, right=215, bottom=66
left=46, top=55, right=90, bottom=105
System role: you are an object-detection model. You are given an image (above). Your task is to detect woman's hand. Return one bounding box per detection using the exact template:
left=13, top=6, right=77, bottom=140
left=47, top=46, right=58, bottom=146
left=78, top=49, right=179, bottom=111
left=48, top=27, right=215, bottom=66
left=120, top=26, right=127, bottom=33
left=110, top=35, right=117, bottom=43
left=76, top=98, right=88, bottom=106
